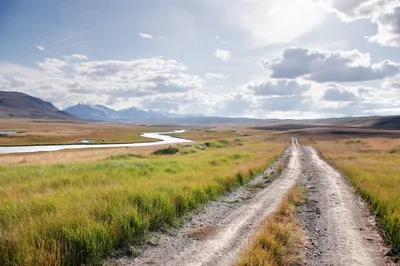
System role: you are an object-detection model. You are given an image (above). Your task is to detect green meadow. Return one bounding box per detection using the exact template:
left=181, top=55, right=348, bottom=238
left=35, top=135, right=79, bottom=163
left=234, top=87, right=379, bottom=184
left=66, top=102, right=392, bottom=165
left=0, top=140, right=285, bottom=265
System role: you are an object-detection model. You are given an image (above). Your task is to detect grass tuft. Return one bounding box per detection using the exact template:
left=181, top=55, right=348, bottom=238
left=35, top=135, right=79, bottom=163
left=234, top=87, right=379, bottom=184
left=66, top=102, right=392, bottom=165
left=238, top=187, right=305, bottom=266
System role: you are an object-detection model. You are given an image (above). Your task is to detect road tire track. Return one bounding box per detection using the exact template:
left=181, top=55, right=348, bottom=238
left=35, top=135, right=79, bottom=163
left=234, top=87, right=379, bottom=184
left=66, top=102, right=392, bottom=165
left=299, top=146, right=390, bottom=266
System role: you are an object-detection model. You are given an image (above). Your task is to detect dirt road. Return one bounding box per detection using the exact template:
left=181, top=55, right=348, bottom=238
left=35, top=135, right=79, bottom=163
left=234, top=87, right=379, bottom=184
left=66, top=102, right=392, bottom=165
left=299, top=146, right=388, bottom=265
left=112, top=139, right=389, bottom=266
left=291, top=137, right=300, bottom=146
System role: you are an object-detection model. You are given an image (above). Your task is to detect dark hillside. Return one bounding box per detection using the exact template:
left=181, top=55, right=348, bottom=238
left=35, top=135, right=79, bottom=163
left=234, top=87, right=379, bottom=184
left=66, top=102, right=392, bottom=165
left=370, top=116, right=400, bottom=129
left=0, top=91, right=77, bottom=120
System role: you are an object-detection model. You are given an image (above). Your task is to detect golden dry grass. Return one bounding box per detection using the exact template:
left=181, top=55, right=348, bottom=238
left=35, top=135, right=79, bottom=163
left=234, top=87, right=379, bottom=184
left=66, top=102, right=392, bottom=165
left=168, top=128, right=243, bottom=141
left=0, top=144, right=165, bottom=165
left=0, top=121, right=285, bottom=165
left=0, top=138, right=287, bottom=265
left=238, top=187, right=305, bottom=266
left=0, top=119, right=181, bottom=145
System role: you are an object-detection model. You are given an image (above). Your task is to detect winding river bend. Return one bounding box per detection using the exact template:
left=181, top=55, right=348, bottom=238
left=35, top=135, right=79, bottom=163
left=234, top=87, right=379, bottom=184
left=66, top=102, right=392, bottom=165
left=0, top=130, right=193, bottom=155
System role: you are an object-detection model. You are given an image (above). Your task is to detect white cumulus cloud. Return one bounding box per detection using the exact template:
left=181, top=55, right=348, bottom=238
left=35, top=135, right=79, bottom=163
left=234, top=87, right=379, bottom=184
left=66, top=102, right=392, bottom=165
left=0, top=57, right=204, bottom=109
left=242, top=79, right=311, bottom=96
left=37, top=58, right=67, bottom=75
left=139, top=33, right=153, bottom=39
left=214, top=49, right=231, bottom=61
left=318, top=0, right=400, bottom=47
left=265, top=47, right=400, bottom=82
left=63, top=54, right=89, bottom=61
left=322, top=83, right=359, bottom=102
left=205, top=72, right=228, bottom=79
left=36, top=45, right=45, bottom=51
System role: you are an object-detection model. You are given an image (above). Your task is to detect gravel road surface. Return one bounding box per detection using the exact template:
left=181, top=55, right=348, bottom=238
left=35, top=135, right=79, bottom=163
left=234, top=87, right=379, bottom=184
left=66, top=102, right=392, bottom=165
left=299, top=146, right=389, bottom=266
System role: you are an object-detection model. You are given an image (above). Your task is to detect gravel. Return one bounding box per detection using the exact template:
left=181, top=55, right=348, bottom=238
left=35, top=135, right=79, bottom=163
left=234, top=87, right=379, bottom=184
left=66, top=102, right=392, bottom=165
left=298, top=146, right=392, bottom=266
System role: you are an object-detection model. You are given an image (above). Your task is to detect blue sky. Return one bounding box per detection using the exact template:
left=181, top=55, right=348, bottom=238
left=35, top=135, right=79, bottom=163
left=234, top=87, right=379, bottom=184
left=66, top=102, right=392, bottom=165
left=0, top=0, right=400, bottom=118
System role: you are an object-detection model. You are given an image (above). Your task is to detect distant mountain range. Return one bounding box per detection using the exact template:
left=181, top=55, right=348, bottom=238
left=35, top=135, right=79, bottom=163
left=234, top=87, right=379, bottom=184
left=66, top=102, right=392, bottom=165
left=0, top=91, right=76, bottom=120
left=0, top=90, right=205, bottom=122
left=64, top=103, right=204, bottom=121
left=1, top=90, right=400, bottom=129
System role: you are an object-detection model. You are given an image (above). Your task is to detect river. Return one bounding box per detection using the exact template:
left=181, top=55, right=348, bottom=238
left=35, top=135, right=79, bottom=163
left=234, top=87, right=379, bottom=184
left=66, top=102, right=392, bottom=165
left=0, top=130, right=192, bottom=155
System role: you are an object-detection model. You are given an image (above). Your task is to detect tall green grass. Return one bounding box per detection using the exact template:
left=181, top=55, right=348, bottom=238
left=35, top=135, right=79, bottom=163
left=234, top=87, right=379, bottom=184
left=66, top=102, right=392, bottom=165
left=0, top=141, right=284, bottom=265
left=316, top=139, right=400, bottom=255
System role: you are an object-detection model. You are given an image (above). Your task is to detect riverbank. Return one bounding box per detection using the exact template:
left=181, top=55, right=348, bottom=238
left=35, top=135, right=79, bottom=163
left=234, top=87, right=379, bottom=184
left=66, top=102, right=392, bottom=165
left=0, top=130, right=192, bottom=155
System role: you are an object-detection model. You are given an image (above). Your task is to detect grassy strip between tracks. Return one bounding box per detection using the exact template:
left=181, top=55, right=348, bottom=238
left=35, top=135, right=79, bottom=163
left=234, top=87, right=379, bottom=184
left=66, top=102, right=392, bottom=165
left=238, top=186, right=305, bottom=266
left=315, top=138, right=400, bottom=258
left=0, top=139, right=285, bottom=265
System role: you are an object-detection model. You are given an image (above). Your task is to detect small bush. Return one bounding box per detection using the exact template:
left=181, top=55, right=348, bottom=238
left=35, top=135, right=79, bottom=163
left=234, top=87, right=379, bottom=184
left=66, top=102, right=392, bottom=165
left=236, top=172, right=245, bottom=185
left=194, top=144, right=206, bottom=150
left=153, top=147, right=180, bottom=155
left=204, top=139, right=230, bottom=148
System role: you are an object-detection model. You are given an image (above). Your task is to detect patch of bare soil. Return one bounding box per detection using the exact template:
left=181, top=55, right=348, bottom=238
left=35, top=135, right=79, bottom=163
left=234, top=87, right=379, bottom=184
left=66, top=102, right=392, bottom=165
left=109, top=146, right=301, bottom=266
left=298, top=146, right=392, bottom=266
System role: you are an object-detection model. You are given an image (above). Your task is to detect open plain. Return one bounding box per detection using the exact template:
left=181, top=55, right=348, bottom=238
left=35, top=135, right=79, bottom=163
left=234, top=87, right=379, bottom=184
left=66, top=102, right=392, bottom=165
left=0, top=119, right=399, bottom=265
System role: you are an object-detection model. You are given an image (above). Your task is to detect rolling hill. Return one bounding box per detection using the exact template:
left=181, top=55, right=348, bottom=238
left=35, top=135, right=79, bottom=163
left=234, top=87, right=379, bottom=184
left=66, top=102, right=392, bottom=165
left=0, top=91, right=77, bottom=120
